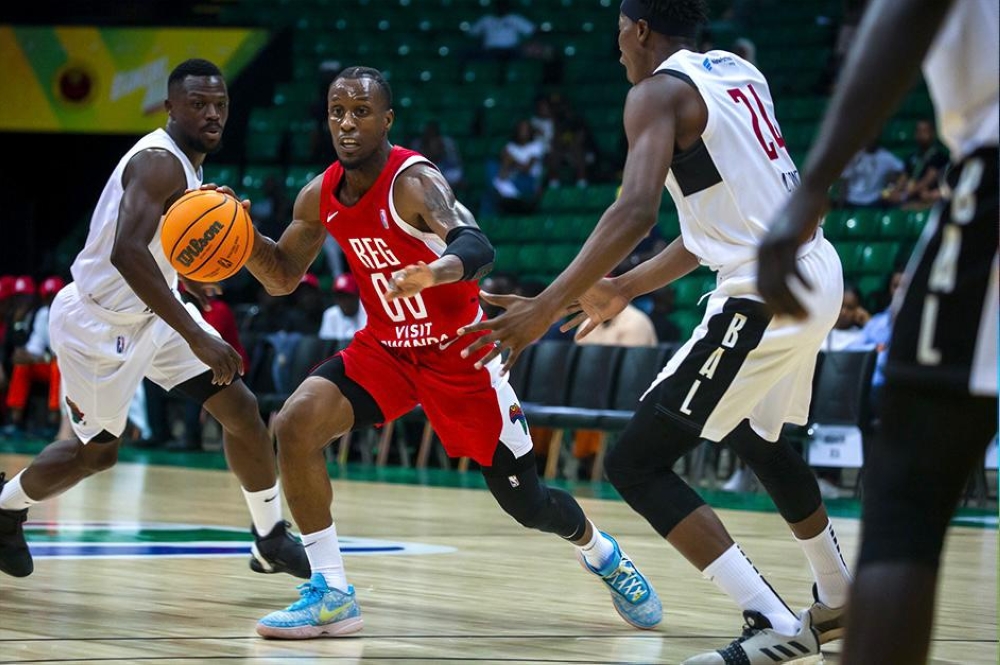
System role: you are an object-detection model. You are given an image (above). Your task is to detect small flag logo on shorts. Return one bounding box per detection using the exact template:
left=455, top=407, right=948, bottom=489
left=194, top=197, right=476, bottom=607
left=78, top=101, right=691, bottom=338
left=508, top=403, right=528, bottom=435
left=65, top=396, right=86, bottom=425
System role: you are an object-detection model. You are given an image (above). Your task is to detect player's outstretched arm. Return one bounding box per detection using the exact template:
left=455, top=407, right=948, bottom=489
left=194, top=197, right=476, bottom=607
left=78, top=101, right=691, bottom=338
left=386, top=163, right=494, bottom=300
left=245, top=176, right=328, bottom=296
left=759, top=0, right=953, bottom=317
left=563, top=235, right=700, bottom=339
left=459, top=76, right=684, bottom=372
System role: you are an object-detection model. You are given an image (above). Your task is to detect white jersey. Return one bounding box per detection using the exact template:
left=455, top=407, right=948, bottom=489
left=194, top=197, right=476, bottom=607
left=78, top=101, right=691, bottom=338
left=923, top=0, right=999, bottom=160
left=71, top=128, right=202, bottom=316
left=656, top=50, right=813, bottom=275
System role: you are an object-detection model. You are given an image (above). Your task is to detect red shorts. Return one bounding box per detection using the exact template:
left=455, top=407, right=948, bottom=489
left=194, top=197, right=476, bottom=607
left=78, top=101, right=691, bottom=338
left=339, top=328, right=533, bottom=465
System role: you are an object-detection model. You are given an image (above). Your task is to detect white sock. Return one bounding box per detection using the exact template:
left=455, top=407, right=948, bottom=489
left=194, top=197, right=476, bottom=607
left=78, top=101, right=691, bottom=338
left=302, top=523, right=348, bottom=592
left=0, top=472, right=38, bottom=511
left=796, top=521, right=852, bottom=608
left=576, top=521, right=616, bottom=570
left=241, top=483, right=283, bottom=536
left=703, top=544, right=800, bottom=636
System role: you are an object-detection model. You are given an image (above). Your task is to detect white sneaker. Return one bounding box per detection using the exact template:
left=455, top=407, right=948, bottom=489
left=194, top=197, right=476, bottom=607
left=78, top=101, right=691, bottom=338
left=682, top=610, right=823, bottom=664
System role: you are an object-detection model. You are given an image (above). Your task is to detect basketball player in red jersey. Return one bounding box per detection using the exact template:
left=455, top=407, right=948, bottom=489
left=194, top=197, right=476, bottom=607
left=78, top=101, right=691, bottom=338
left=242, top=67, right=661, bottom=639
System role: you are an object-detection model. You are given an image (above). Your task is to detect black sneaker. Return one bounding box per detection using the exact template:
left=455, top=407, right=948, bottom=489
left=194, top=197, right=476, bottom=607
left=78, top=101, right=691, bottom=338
left=250, top=521, right=310, bottom=579
left=0, top=473, right=33, bottom=577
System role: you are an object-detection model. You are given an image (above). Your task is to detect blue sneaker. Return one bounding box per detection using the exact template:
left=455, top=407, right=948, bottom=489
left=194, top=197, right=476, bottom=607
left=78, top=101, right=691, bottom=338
left=256, top=573, right=364, bottom=639
left=577, top=532, right=663, bottom=629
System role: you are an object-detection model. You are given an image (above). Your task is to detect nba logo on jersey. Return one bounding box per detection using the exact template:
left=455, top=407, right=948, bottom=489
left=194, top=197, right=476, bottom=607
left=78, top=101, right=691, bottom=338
left=116, top=335, right=125, bottom=354
left=379, top=209, right=389, bottom=229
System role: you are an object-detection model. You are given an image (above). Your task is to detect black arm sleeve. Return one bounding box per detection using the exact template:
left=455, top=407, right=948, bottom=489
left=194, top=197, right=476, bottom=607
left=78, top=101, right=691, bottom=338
left=442, top=226, right=495, bottom=281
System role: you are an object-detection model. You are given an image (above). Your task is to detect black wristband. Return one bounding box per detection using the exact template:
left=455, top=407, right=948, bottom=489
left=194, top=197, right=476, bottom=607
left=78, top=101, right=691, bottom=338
left=442, top=226, right=496, bottom=281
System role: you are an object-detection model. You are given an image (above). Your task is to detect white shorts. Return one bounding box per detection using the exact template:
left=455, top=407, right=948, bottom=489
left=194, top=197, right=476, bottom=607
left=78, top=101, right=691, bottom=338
left=645, top=238, right=843, bottom=442
left=49, top=283, right=218, bottom=443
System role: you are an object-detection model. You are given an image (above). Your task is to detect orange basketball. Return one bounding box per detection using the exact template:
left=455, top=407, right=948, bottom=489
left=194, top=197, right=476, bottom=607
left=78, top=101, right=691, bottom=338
left=161, top=190, right=254, bottom=282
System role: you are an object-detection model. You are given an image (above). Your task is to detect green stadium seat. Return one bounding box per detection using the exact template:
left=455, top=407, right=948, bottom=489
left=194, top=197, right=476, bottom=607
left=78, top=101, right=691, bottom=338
left=203, top=164, right=239, bottom=189
left=542, top=187, right=586, bottom=213
left=545, top=244, right=580, bottom=272
left=876, top=209, right=910, bottom=239
left=515, top=244, right=547, bottom=272
left=835, top=241, right=863, bottom=273
left=673, top=277, right=709, bottom=306
left=840, top=209, right=881, bottom=239
left=285, top=166, right=321, bottom=194
left=821, top=209, right=852, bottom=241
left=671, top=309, right=704, bottom=338
left=246, top=130, right=284, bottom=163
left=240, top=166, right=283, bottom=200
left=906, top=209, right=932, bottom=237
left=856, top=274, right=886, bottom=302
left=856, top=242, right=900, bottom=274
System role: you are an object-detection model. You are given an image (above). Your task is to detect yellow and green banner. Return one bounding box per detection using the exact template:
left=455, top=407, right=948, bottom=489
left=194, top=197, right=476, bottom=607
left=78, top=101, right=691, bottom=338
left=0, top=26, right=269, bottom=133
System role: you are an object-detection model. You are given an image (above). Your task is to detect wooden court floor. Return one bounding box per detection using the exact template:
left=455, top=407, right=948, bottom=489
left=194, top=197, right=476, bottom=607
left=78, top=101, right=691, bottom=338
left=0, top=453, right=995, bottom=664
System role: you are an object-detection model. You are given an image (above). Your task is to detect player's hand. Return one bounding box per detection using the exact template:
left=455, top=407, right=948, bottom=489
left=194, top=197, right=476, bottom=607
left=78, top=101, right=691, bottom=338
left=561, top=278, right=629, bottom=341
left=196, top=183, right=251, bottom=211
left=187, top=332, right=243, bottom=385
left=758, top=191, right=825, bottom=319
left=179, top=276, right=220, bottom=311
left=386, top=262, right=435, bottom=300
left=458, top=292, right=562, bottom=374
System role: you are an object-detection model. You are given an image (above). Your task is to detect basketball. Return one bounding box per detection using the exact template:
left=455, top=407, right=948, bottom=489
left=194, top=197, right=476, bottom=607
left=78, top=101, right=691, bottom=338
left=161, top=189, right=254, bottom=282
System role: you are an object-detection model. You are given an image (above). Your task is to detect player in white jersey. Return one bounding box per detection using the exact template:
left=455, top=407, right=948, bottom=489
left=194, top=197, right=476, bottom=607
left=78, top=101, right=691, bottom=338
left=758, top=1, right=998, bottom=663
left=462, top=1, right=852, bottom=663
left=0, top=59, right=309, bottom=583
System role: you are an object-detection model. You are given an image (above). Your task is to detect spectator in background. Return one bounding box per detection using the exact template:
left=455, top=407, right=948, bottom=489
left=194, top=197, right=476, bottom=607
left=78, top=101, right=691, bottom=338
left=884, top=119, right=949, bottom=209
left=411, top=121, right=465, bottom=191
left=2, top=277, right=64, bottom=438
left=319, top=273, right=366, bottom=341
left=490, top=119, right=546, bottom=213
left=0, top=276, right=17, bottom=408
left=836, top=141, right=904, bottom=207
left=848, top=268, right=905, bottom=419
left=546, top=107, right=599, bottom=189
left=813, top=282, right=871, bottom=499
left=529, top=94, right=556, bottom=155
left=293, top=273, right=327, bottom=334
left=466, top=0, right=536, bottom=61
left=823, top=283, right=869, bottom=351
left=0, top=277, right=39, bottom=437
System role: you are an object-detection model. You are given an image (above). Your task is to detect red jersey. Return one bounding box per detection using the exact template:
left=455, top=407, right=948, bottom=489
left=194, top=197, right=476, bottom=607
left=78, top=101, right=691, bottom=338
left=320, top=146, right=482, bottom=349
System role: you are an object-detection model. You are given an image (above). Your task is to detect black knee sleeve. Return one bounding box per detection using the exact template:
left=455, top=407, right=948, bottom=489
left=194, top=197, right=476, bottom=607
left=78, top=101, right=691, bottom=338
left=859, top=385, right=997, bottom=568
left=726, top=420, right=822, bottom=524
left=605, top=384, right=707, bottom=537
left=483, top=445, right=586, bottom=540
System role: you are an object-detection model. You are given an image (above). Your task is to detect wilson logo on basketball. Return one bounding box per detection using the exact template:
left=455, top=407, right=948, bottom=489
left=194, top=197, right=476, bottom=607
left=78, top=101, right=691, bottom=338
left=176, top=221, right=225, bottom=267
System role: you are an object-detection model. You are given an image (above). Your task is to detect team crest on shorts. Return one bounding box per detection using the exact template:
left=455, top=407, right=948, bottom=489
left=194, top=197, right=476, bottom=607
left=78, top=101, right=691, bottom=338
left=65, top=397, right=85, bottom=425
left=508, top=403, right=527, bottom=434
